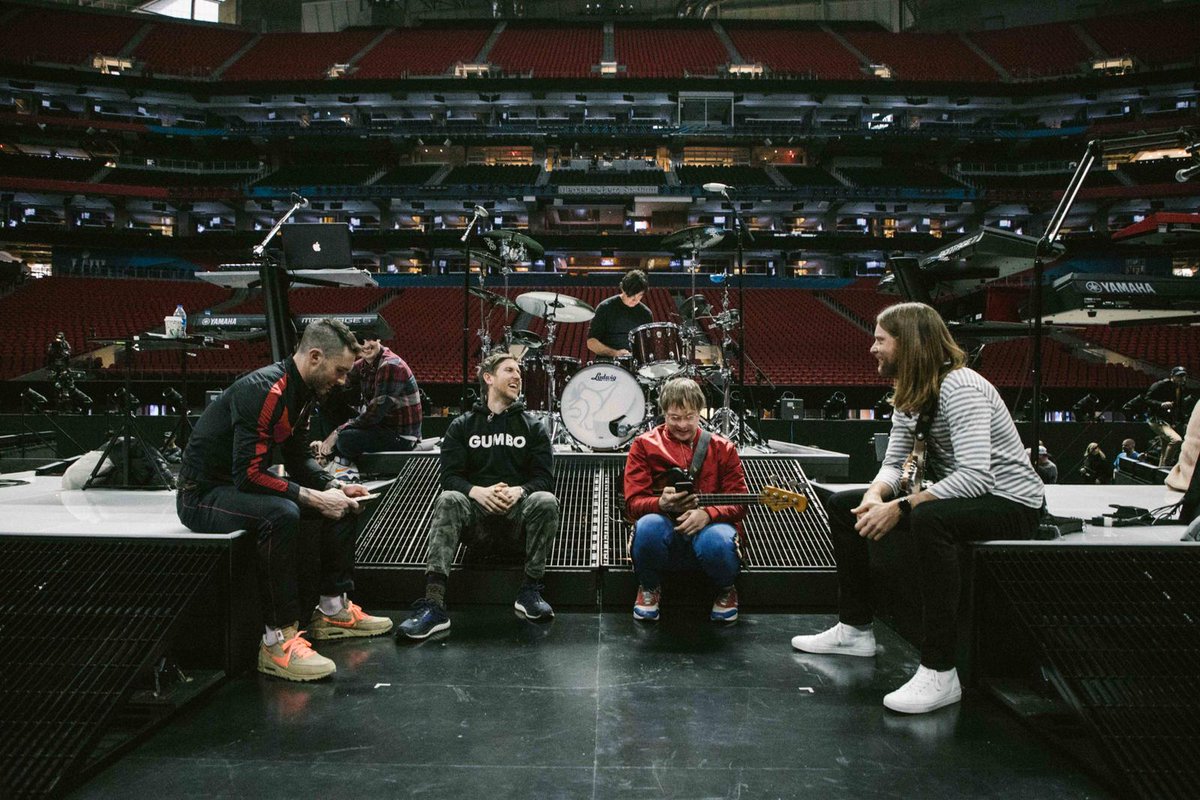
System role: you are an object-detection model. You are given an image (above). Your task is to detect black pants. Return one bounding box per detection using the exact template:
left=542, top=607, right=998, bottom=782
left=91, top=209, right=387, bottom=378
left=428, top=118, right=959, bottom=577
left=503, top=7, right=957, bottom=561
left=177, top=484, right=357, bottom=628
left=825, top=488, right=1041, bottom=671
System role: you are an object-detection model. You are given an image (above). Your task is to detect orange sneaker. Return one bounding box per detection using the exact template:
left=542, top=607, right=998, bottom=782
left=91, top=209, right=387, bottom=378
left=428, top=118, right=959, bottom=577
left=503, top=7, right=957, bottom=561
left=257, top=626, right=335, bottom=682
left=309, top=599, right=393, bottom=640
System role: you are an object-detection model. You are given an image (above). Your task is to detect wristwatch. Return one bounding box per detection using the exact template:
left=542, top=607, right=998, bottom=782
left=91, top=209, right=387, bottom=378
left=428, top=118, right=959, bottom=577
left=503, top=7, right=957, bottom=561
left=896, top=497, right=912, bottom=518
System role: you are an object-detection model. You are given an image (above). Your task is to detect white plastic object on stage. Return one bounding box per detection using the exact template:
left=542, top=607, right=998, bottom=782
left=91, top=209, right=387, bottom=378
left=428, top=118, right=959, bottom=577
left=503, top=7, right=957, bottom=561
left=560, top=363, right=646, bottom=450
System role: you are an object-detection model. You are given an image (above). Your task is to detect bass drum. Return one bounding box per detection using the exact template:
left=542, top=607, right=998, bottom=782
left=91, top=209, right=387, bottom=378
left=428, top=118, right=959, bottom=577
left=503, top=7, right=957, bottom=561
left=561, top=362, right=646, bottom=450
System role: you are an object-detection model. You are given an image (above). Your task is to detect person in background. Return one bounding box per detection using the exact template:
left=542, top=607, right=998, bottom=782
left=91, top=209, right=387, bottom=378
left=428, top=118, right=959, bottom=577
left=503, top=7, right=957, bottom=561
left=1034, top=445, right=1058, bottom=485
left=587, top=269, right=652, bottom=360
left=1144, top=366, right=1189, bottom=467
left=1080, top=442, right=1110, bottom=485
left=1113, top=438, right=1140, bottom=473
left=313, top=330, right=422, bottom=481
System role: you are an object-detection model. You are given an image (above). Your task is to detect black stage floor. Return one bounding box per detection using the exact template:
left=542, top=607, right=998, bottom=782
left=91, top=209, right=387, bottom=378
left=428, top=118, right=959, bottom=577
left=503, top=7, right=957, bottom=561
left=72, top=609, right=1113, bottom=800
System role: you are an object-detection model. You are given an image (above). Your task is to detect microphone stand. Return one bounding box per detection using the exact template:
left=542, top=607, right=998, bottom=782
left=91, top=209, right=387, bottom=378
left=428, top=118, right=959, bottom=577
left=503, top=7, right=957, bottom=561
left=1031, top=127, right=1196, bottom=463
left=253, top=195, right=308, bottom=361
left=460, top=209, right=485, bottom=413
left=721, top=187, right=753, bottom=447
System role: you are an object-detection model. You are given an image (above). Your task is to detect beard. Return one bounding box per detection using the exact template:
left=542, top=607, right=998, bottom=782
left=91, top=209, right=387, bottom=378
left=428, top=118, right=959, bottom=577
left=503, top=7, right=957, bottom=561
left=877, top=356, right=897, bottom=379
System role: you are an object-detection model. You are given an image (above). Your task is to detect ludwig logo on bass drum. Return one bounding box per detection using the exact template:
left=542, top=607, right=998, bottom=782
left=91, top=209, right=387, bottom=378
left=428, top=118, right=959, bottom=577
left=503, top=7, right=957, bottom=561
left=591, top=372, right=617, bottom=382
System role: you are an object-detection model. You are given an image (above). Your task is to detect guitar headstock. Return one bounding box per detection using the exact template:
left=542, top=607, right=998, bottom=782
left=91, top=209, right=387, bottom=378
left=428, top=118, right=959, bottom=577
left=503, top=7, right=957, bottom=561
left=759, top=485, right=808, bottom=513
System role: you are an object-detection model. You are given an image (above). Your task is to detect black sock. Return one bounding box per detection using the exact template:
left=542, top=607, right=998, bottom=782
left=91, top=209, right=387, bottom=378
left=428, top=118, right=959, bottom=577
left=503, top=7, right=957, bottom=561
left=425, top=572, right=448, bottom=608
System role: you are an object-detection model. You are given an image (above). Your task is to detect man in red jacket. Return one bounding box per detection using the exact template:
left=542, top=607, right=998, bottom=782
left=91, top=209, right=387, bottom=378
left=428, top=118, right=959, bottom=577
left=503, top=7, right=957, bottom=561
left=623, top=377, right=748, bottom=623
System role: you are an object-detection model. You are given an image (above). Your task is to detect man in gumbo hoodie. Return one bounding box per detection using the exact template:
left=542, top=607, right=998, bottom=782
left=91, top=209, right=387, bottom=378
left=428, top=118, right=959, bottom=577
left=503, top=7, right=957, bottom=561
left=397, top=351, right=559, bottom=639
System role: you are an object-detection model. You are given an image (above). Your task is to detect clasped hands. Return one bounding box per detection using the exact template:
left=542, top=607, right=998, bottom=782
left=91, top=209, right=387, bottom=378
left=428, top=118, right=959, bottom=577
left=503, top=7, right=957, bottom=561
left=659, top=486, right=710, bottom=537
left=309, top=482, right=370, bottom=520
left=469, top=482, right=525, bottom=515
left=851, top=493, right=903, bottom=541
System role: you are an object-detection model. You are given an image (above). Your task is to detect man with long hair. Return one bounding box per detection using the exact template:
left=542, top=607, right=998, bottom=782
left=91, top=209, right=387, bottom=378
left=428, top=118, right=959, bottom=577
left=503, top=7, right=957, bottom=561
left=792, top=302, right=1044, bottom=714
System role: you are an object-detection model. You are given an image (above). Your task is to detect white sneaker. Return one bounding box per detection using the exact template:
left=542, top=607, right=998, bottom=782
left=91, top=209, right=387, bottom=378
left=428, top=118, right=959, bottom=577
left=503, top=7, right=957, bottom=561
left=332, top=457, right=360, bottom=482
left=883, top=665, right=962, bottom=714
left=790, top=622, right=877, bottom=657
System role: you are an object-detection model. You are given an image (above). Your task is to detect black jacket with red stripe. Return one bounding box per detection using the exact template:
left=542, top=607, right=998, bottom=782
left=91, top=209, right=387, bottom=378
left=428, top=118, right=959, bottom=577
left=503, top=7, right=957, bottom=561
left=180, top=357, right=334, bottom=501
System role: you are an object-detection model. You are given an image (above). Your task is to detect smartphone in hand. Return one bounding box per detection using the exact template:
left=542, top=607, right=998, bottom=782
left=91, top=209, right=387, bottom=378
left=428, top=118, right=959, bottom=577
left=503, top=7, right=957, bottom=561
left=673, top=479, right=694, bottom=494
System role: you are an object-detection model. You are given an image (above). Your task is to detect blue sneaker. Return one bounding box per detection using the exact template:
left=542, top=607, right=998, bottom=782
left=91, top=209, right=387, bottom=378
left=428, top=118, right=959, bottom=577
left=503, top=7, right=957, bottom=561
left=514, top=583, right=554, bottom=620
left=396, top=598, right=450, bottom=640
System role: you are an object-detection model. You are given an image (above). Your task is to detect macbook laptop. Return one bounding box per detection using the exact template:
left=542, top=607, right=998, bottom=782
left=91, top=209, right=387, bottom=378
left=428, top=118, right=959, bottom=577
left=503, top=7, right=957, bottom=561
left=281, top=223, right=353, bottom=270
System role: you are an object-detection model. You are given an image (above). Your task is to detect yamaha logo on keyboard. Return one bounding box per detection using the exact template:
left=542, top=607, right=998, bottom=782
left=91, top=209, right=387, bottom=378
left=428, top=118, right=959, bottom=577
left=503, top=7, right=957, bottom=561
left=1084, top=280, right=1156, bottom=295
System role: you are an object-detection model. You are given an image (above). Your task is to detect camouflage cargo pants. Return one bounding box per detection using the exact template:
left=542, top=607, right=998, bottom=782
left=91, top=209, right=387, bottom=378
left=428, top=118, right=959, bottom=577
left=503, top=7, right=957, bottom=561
left=425, top=489, right=560, bottom=579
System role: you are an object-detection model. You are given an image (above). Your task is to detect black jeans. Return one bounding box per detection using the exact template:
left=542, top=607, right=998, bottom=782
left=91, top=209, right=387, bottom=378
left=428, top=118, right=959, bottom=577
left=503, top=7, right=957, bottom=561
left=177, top=484, right=357, bottom=628
left=825, top=488, right=1041, bottom=671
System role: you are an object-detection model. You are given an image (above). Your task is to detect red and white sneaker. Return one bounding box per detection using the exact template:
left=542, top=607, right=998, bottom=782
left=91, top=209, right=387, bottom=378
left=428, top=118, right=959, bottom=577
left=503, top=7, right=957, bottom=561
left=633, top=586, right=661, bottom=621
left=710, top=585, right=739, bottom=623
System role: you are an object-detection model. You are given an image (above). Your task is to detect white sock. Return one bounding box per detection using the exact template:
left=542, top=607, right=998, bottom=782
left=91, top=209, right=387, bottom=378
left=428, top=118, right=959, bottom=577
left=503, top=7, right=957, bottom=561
left=319, top=593, right=345, bottom=616
left=263, top=626, right=284, bottom=646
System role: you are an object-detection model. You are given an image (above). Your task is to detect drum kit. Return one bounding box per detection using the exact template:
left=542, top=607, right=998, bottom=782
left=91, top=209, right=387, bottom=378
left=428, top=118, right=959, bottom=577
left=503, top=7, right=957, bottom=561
left=467, top=225, right=760, bottom=451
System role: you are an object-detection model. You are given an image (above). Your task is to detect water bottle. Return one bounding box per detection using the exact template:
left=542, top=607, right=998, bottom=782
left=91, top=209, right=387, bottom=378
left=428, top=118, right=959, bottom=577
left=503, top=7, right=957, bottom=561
left=174, top=304, right=187, bottom=337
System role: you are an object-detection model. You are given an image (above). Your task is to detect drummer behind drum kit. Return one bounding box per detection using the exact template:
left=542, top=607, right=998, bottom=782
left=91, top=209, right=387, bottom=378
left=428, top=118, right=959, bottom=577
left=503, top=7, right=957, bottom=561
left=468, top=225, right=758, bottom=452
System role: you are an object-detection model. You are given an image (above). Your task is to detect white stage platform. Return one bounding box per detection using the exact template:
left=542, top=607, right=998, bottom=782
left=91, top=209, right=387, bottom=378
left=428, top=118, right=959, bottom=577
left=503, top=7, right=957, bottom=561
left=0, top=471, right=1189, bottom=543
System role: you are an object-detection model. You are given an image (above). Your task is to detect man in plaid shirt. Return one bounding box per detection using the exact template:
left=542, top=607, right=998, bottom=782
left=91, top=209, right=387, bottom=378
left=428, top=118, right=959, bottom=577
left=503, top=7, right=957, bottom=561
left=314, top=333, right=423, bottom=478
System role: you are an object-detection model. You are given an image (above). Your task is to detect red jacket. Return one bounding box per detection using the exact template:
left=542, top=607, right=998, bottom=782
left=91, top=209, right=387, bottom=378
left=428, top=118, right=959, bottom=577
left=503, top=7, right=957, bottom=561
left=624, top=425, right=749, bottom=536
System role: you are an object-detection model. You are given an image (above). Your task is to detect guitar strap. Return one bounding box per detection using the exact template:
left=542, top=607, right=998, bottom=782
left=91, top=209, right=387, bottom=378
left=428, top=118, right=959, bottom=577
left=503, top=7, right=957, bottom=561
left=688, top=430, right=713, bottom=479
left=901, top=405, right=937, bottom=495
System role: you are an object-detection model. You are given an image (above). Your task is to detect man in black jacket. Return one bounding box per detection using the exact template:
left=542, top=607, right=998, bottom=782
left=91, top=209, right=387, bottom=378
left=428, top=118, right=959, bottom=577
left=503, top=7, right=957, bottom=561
left=397, top=351, right=559, bottom=639
left=1145, top=366, right=1189, bottom=466
left=177, top=320, right=392, bottom=682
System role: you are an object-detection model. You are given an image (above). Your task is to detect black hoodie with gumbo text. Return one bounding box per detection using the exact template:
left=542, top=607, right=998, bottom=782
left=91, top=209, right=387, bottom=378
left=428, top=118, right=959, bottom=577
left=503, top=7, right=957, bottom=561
left=439, top=400, right=554, bottom=496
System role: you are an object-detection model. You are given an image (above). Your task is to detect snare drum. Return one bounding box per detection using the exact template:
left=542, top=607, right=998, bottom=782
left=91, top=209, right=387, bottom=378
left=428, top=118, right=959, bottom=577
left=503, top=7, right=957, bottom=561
left=519, top=355, right=579, bottom=412
left=692, top=342, right=724, bottom=371
left=561, top=362, right=647, bottom=450
left=629, top=322, right=684, bottom=380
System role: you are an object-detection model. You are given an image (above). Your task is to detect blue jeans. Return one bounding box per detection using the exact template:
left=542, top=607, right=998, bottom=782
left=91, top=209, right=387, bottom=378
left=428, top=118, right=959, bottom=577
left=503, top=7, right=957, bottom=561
left=336, top=426, right=415, bottom=459
left=631, top=513, right=739, bottom=590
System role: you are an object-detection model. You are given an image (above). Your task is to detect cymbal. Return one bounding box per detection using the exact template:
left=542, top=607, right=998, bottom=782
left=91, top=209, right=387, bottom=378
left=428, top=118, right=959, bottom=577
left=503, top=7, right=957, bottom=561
left=469, top=285, right=518, bottom=310
left=679, top=294, right=713, bottom=320
left=515, top=291, right=595, bottom=323
left=482, top=229, right=545, bottom=258
left=507, top=329, right=543, bottom=348
left=662, top=225, right=726, bottom=251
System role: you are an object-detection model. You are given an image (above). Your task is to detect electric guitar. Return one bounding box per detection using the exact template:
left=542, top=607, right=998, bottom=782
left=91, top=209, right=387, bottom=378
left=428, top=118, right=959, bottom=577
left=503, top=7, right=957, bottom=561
left=656, top=467, right=808, bottom=514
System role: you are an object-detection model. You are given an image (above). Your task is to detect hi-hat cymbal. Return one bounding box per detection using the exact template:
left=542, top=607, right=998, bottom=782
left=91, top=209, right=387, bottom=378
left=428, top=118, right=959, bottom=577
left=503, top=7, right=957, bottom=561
left=469, top=285, right=518, bottom=310
left=515, top=291, right=595, bottom=323
left=662, top=225, right=726, bottom=251
left=482, top=229, right=545, bottom=258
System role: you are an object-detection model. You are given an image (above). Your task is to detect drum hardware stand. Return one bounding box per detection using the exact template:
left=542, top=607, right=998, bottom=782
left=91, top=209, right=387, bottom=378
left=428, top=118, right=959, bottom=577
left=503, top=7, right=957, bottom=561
left=460, top=205, right=489, bottom=412
left=704, top=184, right=752, bottom=444
left=538, top=298, right=575, bottom=447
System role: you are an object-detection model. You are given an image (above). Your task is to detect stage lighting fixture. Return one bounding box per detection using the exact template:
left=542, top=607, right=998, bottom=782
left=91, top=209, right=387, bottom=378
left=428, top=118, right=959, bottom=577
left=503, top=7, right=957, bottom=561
left=873, top=392, right=893, bottom=420
left=822, top=391, right=848, bottom=421
left=1072, top=393, right=1100, bottom=421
